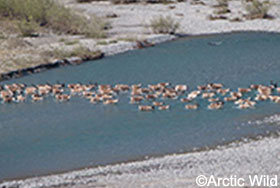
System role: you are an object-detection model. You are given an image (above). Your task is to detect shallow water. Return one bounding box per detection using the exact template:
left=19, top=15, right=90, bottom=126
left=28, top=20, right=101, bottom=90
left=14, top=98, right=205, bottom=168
left=1, top=32, right=280, bottom=181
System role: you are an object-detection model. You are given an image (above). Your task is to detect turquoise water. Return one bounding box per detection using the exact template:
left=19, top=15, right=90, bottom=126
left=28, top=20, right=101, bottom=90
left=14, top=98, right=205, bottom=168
left=1, top=32, right=280, bottom=181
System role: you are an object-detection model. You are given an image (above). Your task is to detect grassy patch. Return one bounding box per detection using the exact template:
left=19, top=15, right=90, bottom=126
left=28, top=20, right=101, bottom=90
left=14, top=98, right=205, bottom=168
left=1, top=55, right=47, bottom=73
left=44, top=45, right=102, bottom=60
left=243, top=0, right=272, bottom=19
left=212, top=0, right=230, bottom=15
left=213, top=6, right=230, bottom=14
left=117, top=37, right=138, bottom=42
left=0, top=31, right=6, bottom=39
left=149, top=15, right=179, bottom=34
left=0, top=0, right=106, bottom=38
left=0, top=37, right=28, bottom=49
left=16, top=19, right=39, bottom=37
left=64, top=40, right=80, bottom=46
left=214, top=0, right=229, bottom=8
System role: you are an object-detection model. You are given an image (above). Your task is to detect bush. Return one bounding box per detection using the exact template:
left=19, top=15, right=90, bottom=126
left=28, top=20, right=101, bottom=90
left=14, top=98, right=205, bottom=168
left=244, top=0, right=272, bottom=19
left=215, top=0, right=229, bottom=7
left=150, top=16, right=179, bottom=34
left=84, top=16, right=107, bottom=38
left=0, top=0, right=54, bottom=25
left=17, top=19, right=39, bottom=37
left=213, top=6, right=231, bottom=14
left=0, top=0, right=106, bottom=38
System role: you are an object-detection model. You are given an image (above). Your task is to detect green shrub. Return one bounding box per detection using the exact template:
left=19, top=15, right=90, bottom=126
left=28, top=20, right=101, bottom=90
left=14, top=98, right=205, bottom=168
left=0, top=0, right=53, bottom=24
left=150, top=16, right=179, bottom=34
left=17, top=19, right=39, bottom=37
left=83, top=16, right=107, bottom=38
left=244, top=0, right=272, bottom=19
left=0, top=0, right=106, bottom=38
left=214, top=6, right=230, bottom=14
left=215, top=0, right=229, bottom=7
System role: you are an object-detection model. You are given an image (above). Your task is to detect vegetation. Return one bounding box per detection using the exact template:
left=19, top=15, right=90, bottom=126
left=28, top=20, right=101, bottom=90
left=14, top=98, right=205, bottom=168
left=44, top=45, right=102, bottom=60
left=215, top=0, right=229, bottom=7
left=110, top=0, right=138, bottom=4
left=110, top=0, right=174, bottom=4
left=17, top=19, right=39, bottom=37
left=0, top=31, right=5, bottom=39
left=63, top=40, right=80, bottom=46
left=213, top=0, right=230, bottom=14
left=76, top=0, right=176, bottom=4
left=190, top=0, right=206, bottom=5
left=244, top=0, right=272, bottom=19
left=207, top=14, right=227, bottom=20
left=0, top=0, right=106, bottom=37
left=117, top=36, right=139, bottom=42
left=150, top=16, right=179, bottom=34
left=209, top=0, right=230, bottom=20
left=76, top=0, right=95, bottom=2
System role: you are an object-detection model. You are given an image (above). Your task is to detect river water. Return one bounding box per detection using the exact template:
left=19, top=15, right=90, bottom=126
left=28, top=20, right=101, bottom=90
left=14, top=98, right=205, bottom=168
left=1, top=32, right=280, bottom=180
